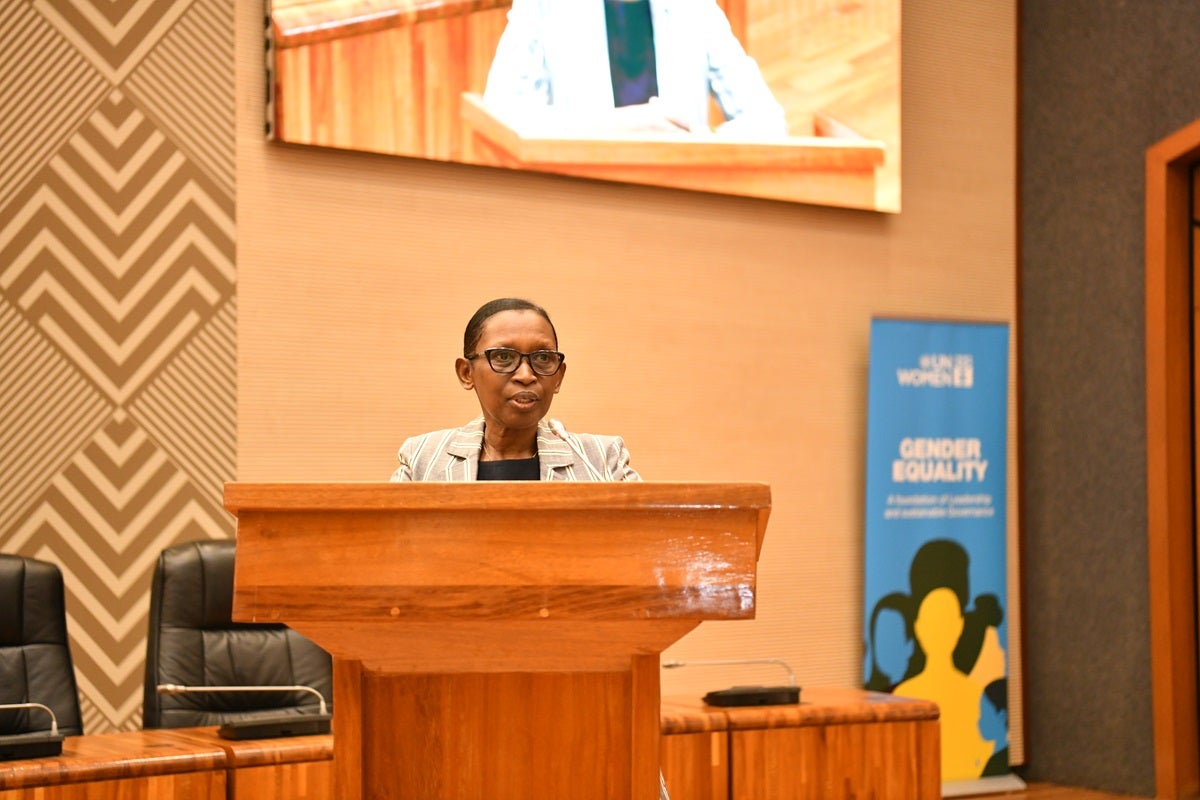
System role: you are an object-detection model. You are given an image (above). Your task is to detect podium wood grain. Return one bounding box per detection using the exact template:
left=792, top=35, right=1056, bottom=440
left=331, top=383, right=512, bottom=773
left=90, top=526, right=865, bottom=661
left=227, top=481, right=770, bottom=800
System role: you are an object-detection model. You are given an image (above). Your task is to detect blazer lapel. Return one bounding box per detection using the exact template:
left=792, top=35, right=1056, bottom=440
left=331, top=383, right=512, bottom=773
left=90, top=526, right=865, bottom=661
left=445, top=419, right=484, bottom=481
left=537, top=420, right=576, bottom=480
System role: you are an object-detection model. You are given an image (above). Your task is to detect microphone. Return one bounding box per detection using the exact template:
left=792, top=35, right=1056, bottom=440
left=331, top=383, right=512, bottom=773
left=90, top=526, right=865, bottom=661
left=0, top=702, right=64, bottom=760
left=549, top=419, right=605, bottom=480
left=156, top=684, right=331, bottom=740
left=662, top=658, right=801, bottom=707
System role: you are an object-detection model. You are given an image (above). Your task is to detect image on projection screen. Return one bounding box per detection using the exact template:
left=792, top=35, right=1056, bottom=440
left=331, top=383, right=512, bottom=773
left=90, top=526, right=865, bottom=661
left=266, top=0, right=901, bottom=212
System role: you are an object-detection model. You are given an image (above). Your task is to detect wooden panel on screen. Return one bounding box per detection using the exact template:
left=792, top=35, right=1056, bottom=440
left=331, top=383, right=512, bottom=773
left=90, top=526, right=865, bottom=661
left=267, top=0, right=901, bottom=211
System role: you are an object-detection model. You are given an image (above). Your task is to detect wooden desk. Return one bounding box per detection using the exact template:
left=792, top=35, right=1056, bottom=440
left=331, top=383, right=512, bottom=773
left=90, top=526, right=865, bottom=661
left=660, top=699, right=732, bottom=800
left=660, top=687, right=940, bottom=800
left=0, top=689, right=934, bottom=800
left=178, top=728, right=335, bottom=800
left=0, top=728, right=334, bottom=800
left=0, top=729, right=226, bottom=799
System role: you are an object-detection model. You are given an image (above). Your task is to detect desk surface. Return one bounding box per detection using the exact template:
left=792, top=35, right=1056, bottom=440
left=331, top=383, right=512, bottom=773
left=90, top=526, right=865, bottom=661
left=0, top=729, right=226, bottom=789
left=660, top=686, right=939, bottom=734
left=168, top=728, right=333, bottom=768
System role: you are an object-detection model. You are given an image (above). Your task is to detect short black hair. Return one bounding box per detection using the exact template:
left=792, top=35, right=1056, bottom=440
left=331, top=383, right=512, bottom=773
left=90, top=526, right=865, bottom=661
left=463, top=298, right=557, bottom=356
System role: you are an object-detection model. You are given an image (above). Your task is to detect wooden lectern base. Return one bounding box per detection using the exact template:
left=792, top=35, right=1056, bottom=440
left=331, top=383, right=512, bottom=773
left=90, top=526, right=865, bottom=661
left=334, top=658, right=663, bottom=800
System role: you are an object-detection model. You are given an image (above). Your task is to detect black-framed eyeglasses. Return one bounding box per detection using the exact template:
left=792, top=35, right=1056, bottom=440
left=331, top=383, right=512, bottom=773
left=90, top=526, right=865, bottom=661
left=466, top=348, right=565, bottom=376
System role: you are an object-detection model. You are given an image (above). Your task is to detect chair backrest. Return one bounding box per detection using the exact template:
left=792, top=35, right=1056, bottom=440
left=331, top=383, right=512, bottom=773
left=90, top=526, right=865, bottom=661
left=142, top=539, right=333, bottom=728
left=0, top=554, right=83, bottom=736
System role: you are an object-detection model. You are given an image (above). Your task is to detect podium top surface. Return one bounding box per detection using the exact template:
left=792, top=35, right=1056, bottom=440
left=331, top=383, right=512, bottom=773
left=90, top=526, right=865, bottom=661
left=224, top=480, right=770, bottom=514
left=226, top=482, right=771, bottom=669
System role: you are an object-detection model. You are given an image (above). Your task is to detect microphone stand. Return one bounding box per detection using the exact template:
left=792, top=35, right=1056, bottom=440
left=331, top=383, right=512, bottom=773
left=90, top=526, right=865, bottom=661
left=662, top=658, right=801, bottom=706
left=0, top=702, right=64, bottom=760
left=156, top=683, right=331, bottom=739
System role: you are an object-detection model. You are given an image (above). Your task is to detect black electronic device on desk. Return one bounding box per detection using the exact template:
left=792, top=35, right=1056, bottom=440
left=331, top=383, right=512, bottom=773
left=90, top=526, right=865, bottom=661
left=662, top=658, right=802, bottom=707
left=216, top=712, right=331, bottom=740
left=157, top=683, right=332, bottom=739
left=0, top=702, right=64, bottom=760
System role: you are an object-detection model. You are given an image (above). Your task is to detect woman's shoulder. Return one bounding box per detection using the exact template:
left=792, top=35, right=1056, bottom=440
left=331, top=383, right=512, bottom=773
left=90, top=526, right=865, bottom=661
left=547, top=419, right=636, bottom=456
left=400, top=419, right=484, bottom=455
left=544, top=420, right=640, bottom=482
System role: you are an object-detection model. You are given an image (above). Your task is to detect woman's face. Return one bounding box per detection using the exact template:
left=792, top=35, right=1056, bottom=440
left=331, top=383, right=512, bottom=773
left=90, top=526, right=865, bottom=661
left=456, top=309, right=565, bottom=435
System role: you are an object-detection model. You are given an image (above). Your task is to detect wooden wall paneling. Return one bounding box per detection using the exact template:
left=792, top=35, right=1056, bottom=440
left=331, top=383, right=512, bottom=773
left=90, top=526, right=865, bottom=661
left=272, top=4, right=511, bottom=161
left=462, top=8, right=512, bottom=161
left=367, top=27, right=420, bottom=155
left=335, top=32, right=395, bottom=151
left=274, top=44, right=304, bottom=142
left=275, top=29, right=411, bottom=152
left=418, top=15, right=467, bottom=161
left=389, top=28, right=422, bottom=155
left=1144, top=116, right=1200, bottom=799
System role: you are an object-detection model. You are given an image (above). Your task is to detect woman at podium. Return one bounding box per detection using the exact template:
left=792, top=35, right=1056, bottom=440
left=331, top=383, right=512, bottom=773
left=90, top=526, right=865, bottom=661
left=390, top=298, right=641, bottom=482
left=482, top=0, right=787, bottom=138
left=389, top=297, right=671, bottom=799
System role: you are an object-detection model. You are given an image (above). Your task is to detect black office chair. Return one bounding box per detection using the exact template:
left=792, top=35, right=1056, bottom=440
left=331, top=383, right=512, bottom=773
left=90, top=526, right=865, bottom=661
left=142, top=539, right=332, bottom=733
left=0, top=554, right=83, bottom=756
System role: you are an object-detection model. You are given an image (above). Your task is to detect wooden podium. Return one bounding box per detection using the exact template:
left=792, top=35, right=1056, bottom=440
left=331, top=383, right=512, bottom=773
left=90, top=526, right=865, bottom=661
left=224, top=482, right=771, bottom=800
left=460, top=93, right=886, bottom=208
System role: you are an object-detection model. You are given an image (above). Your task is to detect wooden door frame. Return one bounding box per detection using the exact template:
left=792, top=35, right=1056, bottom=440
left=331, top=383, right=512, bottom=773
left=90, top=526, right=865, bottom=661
left=1146, top=117, right=1200, bottom=799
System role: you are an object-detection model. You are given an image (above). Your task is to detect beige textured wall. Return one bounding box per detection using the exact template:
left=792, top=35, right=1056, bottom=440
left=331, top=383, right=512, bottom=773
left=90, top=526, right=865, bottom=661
left=238, top=0, right=1019, bottom=760
left=0, top=0, right=235, bottom=733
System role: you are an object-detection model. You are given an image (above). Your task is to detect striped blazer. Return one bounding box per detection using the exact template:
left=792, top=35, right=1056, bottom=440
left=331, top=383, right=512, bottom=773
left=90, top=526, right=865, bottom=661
left=389, top=417, right=641, bottom=482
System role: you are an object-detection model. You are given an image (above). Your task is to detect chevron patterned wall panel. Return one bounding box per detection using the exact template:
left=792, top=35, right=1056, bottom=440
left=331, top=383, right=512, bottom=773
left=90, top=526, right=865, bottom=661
left=0, top=0, right=235, bottom=734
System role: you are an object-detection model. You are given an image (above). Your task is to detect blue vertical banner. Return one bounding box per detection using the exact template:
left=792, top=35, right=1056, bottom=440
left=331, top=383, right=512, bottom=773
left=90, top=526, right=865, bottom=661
left=862, top=318, right=1011, bottom=784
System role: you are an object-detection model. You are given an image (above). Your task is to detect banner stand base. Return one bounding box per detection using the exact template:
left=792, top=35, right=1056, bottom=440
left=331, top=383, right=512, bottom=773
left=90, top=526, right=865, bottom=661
left=942, top=773, right=1027, bottom=797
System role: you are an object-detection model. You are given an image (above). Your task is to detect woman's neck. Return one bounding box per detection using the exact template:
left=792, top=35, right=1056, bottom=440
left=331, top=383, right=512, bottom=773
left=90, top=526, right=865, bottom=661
left=481, top=425, right=538, bottom=461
